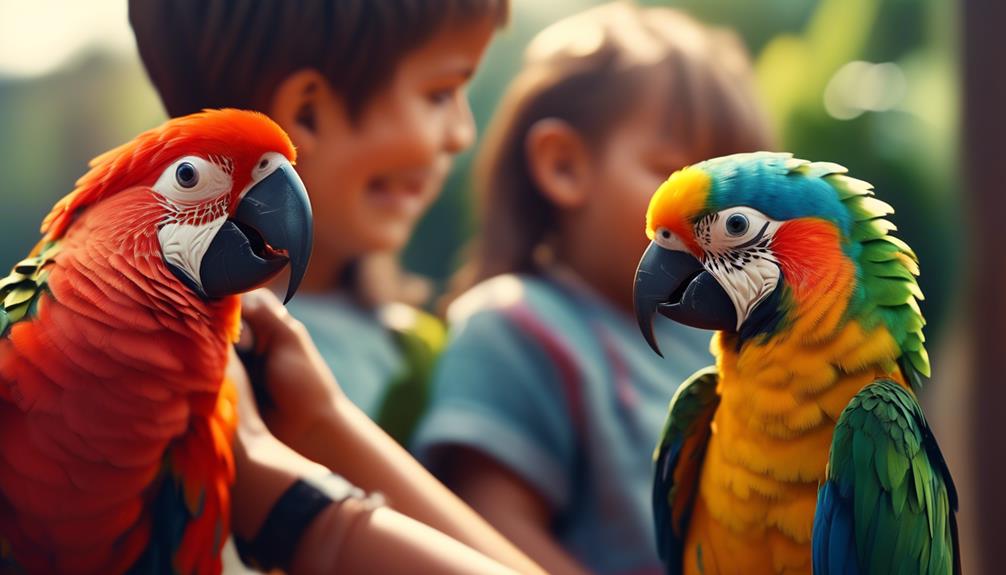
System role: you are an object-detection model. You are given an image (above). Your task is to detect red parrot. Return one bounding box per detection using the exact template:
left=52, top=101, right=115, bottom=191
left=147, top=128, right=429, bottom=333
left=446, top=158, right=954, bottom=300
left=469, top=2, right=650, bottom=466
left=0, top=109, right=312, bottom=574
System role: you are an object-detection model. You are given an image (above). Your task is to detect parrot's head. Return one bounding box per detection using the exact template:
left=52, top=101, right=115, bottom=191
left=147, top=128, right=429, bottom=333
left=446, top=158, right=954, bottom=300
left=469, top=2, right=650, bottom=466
left=634, top=152, right=926, bottom=368
left=43, top=108, right=313, bottom=303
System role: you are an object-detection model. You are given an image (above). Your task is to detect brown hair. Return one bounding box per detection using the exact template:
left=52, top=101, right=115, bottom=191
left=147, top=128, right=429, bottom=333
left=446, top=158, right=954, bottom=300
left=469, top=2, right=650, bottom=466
left=129, top=0, right=508, bottom=119
left=451, top=2, right=772, bottom=297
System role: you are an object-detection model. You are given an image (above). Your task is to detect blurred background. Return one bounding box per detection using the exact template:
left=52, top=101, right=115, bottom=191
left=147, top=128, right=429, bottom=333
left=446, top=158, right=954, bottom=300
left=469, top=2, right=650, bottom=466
left=0, top=0, right=995, bottom=571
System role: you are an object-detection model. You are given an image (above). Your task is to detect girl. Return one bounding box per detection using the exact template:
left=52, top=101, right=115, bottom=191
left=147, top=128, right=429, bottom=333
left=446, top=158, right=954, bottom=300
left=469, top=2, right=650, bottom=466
left=413, top=3, right=773, bottom=574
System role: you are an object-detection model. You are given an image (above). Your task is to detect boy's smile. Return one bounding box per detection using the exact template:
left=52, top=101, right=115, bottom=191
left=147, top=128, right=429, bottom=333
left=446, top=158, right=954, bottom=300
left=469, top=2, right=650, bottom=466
left=365, top=163, right=446, bottom=221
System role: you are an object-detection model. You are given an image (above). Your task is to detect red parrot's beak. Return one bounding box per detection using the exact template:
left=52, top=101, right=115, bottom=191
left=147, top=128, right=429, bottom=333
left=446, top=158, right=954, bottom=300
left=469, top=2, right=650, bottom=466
left=195, top=165, right=313, bottom=303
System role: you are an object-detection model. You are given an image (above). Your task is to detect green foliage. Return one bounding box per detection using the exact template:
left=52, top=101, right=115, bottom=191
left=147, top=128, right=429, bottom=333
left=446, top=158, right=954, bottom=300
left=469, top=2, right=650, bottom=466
left=0, top=53, right=164, bottom=273
left=752, top=0, right=961, bottom=346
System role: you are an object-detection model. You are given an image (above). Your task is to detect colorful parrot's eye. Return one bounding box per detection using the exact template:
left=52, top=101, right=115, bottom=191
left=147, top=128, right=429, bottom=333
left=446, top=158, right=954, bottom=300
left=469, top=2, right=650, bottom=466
left=660, top=229, right=672, bottom=240
left=175, top=162, right=199, bottom=189
left=725, top=213, right=749, bottom=236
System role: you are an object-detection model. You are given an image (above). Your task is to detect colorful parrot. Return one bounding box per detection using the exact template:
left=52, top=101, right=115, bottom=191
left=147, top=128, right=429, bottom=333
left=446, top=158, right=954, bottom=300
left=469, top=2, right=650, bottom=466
left=633, top=152, right=958, bottom=575
left=0, top=109, right=312, bottom=574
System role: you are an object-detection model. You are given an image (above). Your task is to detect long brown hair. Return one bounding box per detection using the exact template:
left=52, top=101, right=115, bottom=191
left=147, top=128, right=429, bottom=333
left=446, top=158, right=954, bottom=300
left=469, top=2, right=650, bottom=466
left=451, top=2, right=772, bottom=299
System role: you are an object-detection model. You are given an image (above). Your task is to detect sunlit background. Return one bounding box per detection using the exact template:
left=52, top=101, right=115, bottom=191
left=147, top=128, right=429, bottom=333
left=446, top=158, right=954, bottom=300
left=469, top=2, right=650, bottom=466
left=0, top=0, right=980, bottom=570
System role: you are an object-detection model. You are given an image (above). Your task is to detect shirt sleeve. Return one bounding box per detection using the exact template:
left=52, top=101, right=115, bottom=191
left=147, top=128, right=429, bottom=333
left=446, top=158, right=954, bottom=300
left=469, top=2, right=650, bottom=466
left=411, top=307, right=577, bottom=511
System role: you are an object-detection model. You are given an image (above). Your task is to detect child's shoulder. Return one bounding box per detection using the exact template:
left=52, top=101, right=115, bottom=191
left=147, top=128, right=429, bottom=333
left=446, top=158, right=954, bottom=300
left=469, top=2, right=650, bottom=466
left=446, top=273, right=577, bottom=327
left=444, top=274, right=601, bottom=369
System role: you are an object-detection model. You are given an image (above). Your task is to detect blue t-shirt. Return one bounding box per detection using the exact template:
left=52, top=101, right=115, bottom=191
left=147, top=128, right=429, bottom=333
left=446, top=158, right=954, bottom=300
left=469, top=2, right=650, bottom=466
left=285, top=293, right=403, bottom=417
left=412, top=273, right=712, bottom=574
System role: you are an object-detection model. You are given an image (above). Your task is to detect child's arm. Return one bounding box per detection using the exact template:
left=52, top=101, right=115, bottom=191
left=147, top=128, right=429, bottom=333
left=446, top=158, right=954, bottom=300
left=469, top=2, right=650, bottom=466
left=229, top=352, right=517, bottom=575
left=235, top=290, right=546, bottom=575
left=446, top=449, right=593, bottom=575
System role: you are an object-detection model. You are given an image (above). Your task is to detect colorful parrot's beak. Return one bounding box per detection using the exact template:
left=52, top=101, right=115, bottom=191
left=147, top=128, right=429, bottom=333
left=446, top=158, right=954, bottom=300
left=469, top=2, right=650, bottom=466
left=633, top=241, right=736, bottom=356
left=198, top=165, right=313, bottom=303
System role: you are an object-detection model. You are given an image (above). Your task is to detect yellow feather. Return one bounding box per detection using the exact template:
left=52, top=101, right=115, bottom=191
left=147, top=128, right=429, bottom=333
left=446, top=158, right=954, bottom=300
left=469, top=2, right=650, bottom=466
left=789, top=364, right=838, bottom=396
left=748, top=387, right=800, bottom=417
left=765, top=488, right=818, bottom=543
left=748, top=365, right=791, bottom=388
left=767, top=529, right=813, bottom=573
left=835, top=325, right=899, bottom=372
left=814, top=375, right=874, bottom=420
left=782, top=400, right=826, bottom=433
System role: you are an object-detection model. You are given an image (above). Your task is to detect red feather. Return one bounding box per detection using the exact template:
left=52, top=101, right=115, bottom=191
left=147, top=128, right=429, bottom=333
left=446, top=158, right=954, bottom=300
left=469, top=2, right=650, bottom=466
left=771, top=218, right=847, bottom=304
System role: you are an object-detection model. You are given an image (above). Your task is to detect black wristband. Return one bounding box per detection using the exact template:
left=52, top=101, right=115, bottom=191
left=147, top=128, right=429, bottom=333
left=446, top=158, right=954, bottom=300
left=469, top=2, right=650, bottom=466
left=236, top=478, right=334, bottom=572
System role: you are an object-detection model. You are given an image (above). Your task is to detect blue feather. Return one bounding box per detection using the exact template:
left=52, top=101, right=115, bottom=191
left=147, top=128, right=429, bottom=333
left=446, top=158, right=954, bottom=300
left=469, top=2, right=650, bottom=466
left=127, top=465, right=193, bottom=574
left=698, top=152, right=853, bottom=238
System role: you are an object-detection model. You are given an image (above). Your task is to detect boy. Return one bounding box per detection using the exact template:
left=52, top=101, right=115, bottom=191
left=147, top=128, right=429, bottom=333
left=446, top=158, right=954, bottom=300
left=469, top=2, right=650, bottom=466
left=130, top=2, right=543, bottom=573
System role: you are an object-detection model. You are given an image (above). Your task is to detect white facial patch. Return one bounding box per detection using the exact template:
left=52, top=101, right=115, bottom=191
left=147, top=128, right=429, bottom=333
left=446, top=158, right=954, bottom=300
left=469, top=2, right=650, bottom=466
left=693, top=207, right=782, bottom=330
left=152, top=155, right=235, bottom=292
left=240, top=151, right=292, bottom=201
left=158, top=215, right=229, bottom=288
left=152, top=155, right=233, bottom=205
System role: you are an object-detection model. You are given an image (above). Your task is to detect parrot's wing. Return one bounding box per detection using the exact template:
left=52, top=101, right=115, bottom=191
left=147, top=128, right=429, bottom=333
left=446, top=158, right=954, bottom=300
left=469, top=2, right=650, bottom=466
left=812, top=378, right=959, bottom=575
left=0, top=240, right=60, bottom=339
left=130, top=379, right=237, bottom=575
left=652, top=366, right=720, bottom=575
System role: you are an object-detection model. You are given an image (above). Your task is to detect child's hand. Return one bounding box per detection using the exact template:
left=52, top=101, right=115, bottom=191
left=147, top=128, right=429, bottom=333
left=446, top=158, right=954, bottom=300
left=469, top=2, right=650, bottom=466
left=235, top=288, right=343, bottom=446
left=228, top=290, right=546, bottom=575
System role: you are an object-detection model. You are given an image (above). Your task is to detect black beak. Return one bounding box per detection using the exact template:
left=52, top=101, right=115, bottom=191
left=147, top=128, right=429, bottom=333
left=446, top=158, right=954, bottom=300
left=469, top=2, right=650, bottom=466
left=633, top=242, right=736, bottom=356
left=198, top=165, right=313, bottom=303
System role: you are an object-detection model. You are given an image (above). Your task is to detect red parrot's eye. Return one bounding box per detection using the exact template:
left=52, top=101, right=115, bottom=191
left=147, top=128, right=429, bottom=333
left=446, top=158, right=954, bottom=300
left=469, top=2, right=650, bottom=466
left=175, top=162, right=199, bottom=189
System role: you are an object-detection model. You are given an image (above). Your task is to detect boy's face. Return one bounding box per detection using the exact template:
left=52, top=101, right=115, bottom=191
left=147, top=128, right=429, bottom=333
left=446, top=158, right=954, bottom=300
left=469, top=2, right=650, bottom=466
left=298, top=16, right=496, bottom=272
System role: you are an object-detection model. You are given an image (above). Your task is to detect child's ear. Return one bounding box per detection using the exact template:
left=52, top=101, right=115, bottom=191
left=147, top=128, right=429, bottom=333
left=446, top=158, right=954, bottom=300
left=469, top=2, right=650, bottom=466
left=268, top=69, right=328, bottom=156
left=525, top=119, right=593, bottom=209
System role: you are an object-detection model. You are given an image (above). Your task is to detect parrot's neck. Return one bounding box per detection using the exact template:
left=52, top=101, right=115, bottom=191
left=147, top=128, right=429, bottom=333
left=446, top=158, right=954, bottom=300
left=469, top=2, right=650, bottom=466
left=47, top=214, right=242, bottom=424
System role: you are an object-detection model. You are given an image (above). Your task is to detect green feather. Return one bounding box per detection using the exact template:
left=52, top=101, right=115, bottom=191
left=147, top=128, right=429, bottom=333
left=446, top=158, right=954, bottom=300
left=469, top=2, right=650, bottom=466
left=794, top=159, right=847, bottom=179
left=0, top=244, right=59, bottom=334
left=871, top=504, right=900, bottom=574
left=861, top=258, right=916, bottom=281
left=852, top=218, right=898, bottom=242
left=5, top=302, right=29, bottom=323
left=868, top=279, right=916, bottom=307
left=3, top=286, right=35, bottom=308
left=829, top=174, right=874, bottom=199
left=0, top=274, right=28, bottom=292
left=908, top=347, right=932, bottom=377
left=824, top=380, right=956, bottom=575
left=888, top=443, right=910, bottom=490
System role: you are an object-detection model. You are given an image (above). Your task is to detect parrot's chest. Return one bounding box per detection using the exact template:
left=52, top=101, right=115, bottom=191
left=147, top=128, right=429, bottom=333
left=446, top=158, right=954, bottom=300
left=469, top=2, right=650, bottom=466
left=683, top=366, right=881, bottom=575
left=0, top=293, right=237, bottom=574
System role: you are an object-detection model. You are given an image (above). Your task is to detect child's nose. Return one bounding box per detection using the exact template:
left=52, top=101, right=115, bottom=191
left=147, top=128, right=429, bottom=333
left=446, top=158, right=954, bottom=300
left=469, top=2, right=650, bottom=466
left=443, top=96, right=476, bottom=154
